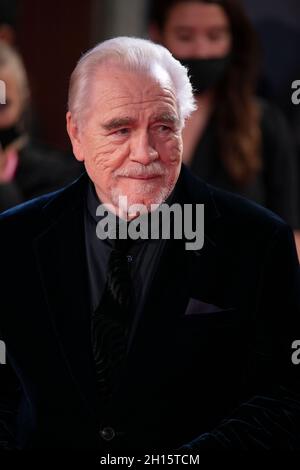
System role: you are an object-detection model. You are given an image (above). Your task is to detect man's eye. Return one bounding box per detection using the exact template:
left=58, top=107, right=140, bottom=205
left=114, top=128, right=130, bottom=136
left=156, top=125, right=171, bottom=133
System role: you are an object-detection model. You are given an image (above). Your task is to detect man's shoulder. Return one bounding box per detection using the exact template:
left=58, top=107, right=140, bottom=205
left=0, top=172, right=87, bottom=239
left=181, top=165, right=289, bottom=238
left=210, top=183, right=285, bottom=227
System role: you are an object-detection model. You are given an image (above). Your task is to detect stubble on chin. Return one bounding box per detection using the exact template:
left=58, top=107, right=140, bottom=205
left=110, top=176, right=176, bottom=215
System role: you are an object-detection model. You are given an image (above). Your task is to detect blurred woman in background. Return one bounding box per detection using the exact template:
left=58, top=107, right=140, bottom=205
left=149, top=0, right=300, bottom=256
left=0, top=41, right=81, bottom=212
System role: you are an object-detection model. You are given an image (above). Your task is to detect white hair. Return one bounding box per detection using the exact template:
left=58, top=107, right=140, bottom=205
left=68, top=36, right=196, bottom=128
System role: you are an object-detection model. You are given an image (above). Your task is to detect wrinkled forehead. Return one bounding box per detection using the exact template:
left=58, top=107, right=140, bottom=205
left=77, top=61, right=181, bottom=128
left=91, top=61, right=176, bottom=99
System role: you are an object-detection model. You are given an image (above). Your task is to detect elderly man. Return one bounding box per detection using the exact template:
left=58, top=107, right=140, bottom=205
left=0, top=37, right=300, bottom=452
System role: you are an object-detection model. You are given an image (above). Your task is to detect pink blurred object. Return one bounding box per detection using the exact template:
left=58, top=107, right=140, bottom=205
left=0, top=149, right=19, bottom=182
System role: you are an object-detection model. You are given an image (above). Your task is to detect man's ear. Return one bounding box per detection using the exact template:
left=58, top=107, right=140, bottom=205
left=66, top=111, right=85, bottom=162
left=148, top=23, right=163, bottom=43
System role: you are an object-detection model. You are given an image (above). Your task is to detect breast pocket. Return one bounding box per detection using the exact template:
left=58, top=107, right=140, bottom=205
left=181, top=297, right=239, bottom=328
left=174, top=301, right=244, bottom=378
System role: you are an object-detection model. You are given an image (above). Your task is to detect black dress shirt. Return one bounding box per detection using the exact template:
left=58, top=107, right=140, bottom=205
left=84, top=179, right=173, bottom=320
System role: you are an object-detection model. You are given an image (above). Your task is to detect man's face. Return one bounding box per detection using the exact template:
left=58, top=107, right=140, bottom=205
left=67, top=65, right=183, bottom=218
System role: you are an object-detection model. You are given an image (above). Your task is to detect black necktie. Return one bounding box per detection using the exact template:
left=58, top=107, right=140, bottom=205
left=91, top=236, right=134, bottom=411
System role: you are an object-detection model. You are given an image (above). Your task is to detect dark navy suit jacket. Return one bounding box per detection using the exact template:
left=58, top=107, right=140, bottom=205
left=0, top=164, right=300, bottom=450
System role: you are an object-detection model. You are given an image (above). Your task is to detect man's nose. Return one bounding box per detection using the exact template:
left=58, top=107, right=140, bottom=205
left=129, top=131, right=158, bottom=165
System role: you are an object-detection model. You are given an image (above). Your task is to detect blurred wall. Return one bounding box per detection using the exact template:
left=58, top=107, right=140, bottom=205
left=17, top=0, right=93, bottom=151
left=91, top=0, right=148, bottom=43
left=15, top=0, right=149, bottom=151
left=242, top=0, right=300, bottom=99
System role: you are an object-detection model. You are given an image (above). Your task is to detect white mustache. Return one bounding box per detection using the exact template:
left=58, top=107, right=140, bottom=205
left=114, top=163, right=165, bottom=178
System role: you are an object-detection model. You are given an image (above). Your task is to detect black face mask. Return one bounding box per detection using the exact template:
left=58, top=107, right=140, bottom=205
left=0, top=125, right=22, bottom=150
left=177, top=55, right=231, bottom=94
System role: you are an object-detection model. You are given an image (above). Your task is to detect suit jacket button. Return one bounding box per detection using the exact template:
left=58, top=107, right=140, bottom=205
left=99, top=426, right=116, bottom=441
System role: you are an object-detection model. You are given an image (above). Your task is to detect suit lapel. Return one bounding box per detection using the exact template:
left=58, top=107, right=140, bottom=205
left=126, top=164, right=222, bottom=356
left=33, top=174, right=98, bottom=416
left=111, top=168, right=222, bottom=418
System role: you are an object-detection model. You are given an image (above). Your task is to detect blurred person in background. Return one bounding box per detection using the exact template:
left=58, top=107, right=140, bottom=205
left=0, top=41, right=82, bottom=212
left=0, top=0, right=18, bottom=46
left=148, top=0, right=300, bottom=258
